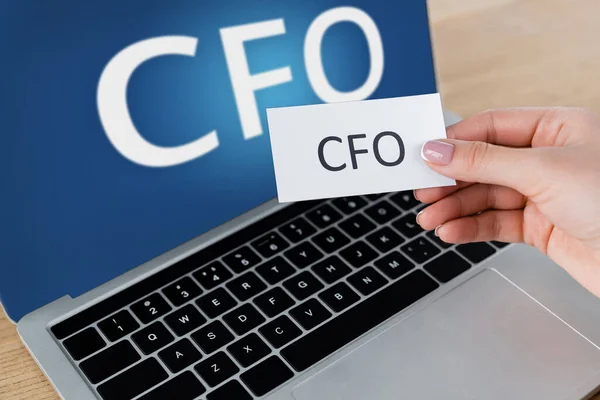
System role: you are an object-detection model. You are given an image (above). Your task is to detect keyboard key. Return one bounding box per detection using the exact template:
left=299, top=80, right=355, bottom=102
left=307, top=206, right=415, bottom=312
left=281, top=270, right=439, bottom=372
left=63, top=327, right=105, bottom=361
left=226, top=271, right=267, bottom=301
left=98, top=310, right=139, bottom=343
left=162, top=277, right=202, bottom=307
left=279, top=217, right=316, bottom=243
left=253, top=287, right=295, bottom=318
left=259, top=315, right=302, bottom=348
left=426, top=230, right=453, bottom=249
left=290, top=298, right=332, bottom=330
left=492, top=241, right=510, bottom=249
left=366, top=226, right=405, bottom=253
left=374, top=251, right=415, bottom=279
left=164, top=304, right=207, bottom=336
left=223, top=303, right=266, bottom=336
left=392, top=213, right=423, bottom=238
left=256, top=256, right=296, bottom=284
left=97, top=358, right=168, bottom=400
left=195, top=351, right=239, bottom=387
left=251, top=231, right=290, bottom=258
left=312, top=227, right=351, bottom=253
left=191, top=321, right=234, bottom=354
left=284, top=241, right=323, bottom=268
left=196, top=288, right=237, bottom=319
left=227, top=333, right=271, bottom=367
left=223, top=246, right=261, bottom=273
left=365, top=200, right=401, bottom=224
left=306, top=204, right=342, bottom=228
left=131, top=293, right=172, bottom=325
left=311, top=256, right=352, bottom=284
left=158, top=338, right=202, bottom=373
left=424, top=251, right=471, bottom=283
left=207, top=380, right=252, bottom=400
left=390, top=190, right=421, bottom=210
left=241, top=356, right=294, bottom=397
left=283, top=271, right=325, bottom=301
left=193, top=261, right=233, bottom=291
left=347, top=266, right=388, bottom=296
left=331, top=196, right=367, bottom=214
left=319, top=282, right=360, bottom=312
left=339, top=213, right=376, bottom=238
left=139, top=371, right=206, bottom=400
left=401, top=237, right=441, bottom=264
left=457, top=242, right=496, bottom=263
left=132, top=322, right=174, bottom=355
left=339, top=241, right=378, bottom=268
left=80, top=340, right=141, bottom=384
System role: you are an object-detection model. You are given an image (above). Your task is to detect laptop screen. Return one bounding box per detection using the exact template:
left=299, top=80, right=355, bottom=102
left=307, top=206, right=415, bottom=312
left=0, top=0, right=437, bottom=321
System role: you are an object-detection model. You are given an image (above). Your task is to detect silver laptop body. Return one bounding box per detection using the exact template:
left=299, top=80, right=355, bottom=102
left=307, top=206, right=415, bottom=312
left=17, top=112, right=600, bottom=400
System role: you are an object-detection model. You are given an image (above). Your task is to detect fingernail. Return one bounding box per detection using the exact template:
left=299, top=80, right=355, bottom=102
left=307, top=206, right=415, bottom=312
left=421, top=140, right=455, bottom=165
left=434, top=225, right=443, bottom=237
left=413, top=190, right=420, bottom=200
left=416, top=209, right=424, bottom=225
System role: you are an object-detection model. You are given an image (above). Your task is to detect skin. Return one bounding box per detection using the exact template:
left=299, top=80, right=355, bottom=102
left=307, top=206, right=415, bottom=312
left=415, top=107, right=600, bottom=298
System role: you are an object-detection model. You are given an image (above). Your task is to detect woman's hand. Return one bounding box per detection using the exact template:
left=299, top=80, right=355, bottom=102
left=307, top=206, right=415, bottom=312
left=415, top=107, right=600, bottom=297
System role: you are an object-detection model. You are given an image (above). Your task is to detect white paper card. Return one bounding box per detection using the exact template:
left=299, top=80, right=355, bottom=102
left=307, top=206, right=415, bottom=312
left=266, top=93, right=455, bottom=202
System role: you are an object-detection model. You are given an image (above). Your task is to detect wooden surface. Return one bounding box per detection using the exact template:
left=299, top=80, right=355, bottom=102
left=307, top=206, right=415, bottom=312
left=2, top=0, right=600, bottom=398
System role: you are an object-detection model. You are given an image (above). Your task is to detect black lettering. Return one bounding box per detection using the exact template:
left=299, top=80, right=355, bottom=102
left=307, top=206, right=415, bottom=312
left=348, top=134, right=368, bottom=170
left=373, top=131, right=405, bottom=166
left=318, top=136, right=346, bottom=172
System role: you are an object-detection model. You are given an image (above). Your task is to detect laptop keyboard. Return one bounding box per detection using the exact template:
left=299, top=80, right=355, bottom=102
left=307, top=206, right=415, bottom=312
left=51, top=192, right=507, bottom=400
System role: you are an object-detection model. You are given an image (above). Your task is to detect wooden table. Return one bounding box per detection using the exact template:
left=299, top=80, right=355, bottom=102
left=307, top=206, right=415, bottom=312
left=2, top=0, right=600, bottom=398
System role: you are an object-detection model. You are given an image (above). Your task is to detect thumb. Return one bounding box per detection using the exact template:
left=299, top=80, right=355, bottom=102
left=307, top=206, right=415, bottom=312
left=421, top=139, right=549, bottom=196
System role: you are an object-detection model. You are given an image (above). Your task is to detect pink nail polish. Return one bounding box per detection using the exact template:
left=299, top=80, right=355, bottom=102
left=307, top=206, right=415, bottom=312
left=421, top=140, right=455, bottom=165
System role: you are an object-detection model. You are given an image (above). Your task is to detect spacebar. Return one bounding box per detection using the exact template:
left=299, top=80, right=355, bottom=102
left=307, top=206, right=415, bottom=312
left=281, top=270, right=439, bottom=371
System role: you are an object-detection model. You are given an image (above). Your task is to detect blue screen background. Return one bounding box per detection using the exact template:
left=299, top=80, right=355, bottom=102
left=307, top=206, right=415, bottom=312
left=0, top=0, right=437, bottom=321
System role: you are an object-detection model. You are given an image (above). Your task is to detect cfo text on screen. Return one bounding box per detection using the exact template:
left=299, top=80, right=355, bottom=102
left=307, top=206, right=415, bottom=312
left=98, top=6, right=385, bottom=167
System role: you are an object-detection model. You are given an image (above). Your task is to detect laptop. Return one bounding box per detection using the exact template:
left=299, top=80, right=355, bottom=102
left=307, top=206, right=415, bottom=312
left=6, top=1, right=600, bottom=399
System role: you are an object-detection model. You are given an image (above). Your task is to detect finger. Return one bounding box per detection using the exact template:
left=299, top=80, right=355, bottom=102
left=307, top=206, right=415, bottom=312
left=445, top=107, right=572, bottom=147
left=436, top=210, right=524, bottom=244
left=421, top=139, right=550, bottom=197
left=417, top=184, right=526, bottom=231
left=414, top=181, right=474, bottom=204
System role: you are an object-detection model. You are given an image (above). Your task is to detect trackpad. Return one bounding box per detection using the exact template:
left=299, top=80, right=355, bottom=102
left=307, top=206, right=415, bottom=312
left=292, top=269, right=600, bottom=400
